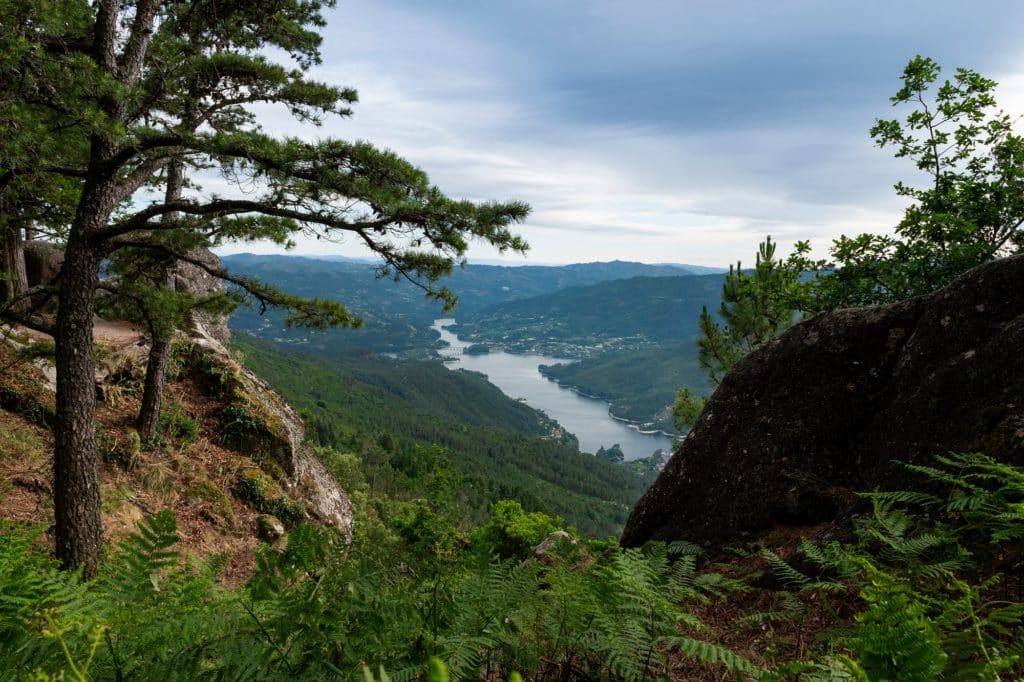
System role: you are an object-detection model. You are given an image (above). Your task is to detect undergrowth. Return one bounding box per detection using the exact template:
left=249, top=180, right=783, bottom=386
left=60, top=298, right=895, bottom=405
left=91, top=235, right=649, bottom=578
left=1, top=452, right=1021, bottom=680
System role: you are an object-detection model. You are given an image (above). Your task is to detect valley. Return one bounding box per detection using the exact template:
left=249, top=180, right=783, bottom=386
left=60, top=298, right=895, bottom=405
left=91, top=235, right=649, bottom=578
left=431, top=319, right=673, bottom=460
left=225, top=254, right=725, bottom=444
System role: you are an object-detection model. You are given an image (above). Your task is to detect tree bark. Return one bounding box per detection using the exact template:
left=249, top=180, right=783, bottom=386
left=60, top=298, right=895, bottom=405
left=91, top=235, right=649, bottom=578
left=0, top=205, right=28, bottom=306
left=53, top=231, right=103, bottom=577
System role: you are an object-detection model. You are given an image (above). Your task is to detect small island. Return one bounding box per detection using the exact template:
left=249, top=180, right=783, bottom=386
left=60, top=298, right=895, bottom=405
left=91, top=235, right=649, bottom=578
left=463, top=343, right=491, bottom=355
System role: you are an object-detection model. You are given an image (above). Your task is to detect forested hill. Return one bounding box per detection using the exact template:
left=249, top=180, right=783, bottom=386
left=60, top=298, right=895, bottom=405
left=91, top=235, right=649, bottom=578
left=234, top=334, right=650, bottom=536
left=222, top=254, right=723, bottom=355
left=540, top=345, right=713, bottom=434
left=452, top=273, right=724, bottom=356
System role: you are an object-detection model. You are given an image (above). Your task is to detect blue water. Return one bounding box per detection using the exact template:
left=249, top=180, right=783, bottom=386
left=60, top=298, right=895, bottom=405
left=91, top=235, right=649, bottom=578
left=432, top=319, right=672, bottom=461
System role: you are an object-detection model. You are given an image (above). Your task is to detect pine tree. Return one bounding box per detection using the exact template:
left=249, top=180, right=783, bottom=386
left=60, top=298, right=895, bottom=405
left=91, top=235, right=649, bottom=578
left=0, top=0, right=529, bottom=577
left=674, top=237, right=807, bottom=429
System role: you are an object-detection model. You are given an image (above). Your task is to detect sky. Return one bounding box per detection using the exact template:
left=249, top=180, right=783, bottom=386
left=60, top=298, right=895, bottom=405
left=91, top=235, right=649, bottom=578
left=220, top=1, right=1024, bottom=267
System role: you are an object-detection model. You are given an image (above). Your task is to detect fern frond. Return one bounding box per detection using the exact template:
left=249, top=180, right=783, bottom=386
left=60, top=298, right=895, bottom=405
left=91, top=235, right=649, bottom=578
left=858, top=490, right=942, bottom=507
left=666, top=540, right=703, bottom=558
left=664, top=635, right=759, bottom=675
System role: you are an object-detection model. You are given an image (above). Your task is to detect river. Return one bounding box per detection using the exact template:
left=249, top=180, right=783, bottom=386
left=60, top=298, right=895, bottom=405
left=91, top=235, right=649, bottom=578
left=431, top=319, right=673, bottom=461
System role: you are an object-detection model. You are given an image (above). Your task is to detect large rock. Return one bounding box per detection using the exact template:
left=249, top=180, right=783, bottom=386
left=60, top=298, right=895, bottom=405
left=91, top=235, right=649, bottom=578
left=193, top=339, right=354, bottom=539
left=172, top=248, right=231, bottom=347
left=23, top=240, right=64, bottom=287
left=621, top=255, right=1024, bottom=550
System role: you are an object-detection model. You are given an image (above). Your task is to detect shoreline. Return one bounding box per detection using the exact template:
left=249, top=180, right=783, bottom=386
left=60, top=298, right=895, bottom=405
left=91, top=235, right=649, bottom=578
left=539, top=369, right=680, bottom=439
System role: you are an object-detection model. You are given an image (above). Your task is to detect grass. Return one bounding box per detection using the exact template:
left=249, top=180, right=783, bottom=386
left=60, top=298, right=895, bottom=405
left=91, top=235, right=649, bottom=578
left=0, top=410, right=49, bottom=463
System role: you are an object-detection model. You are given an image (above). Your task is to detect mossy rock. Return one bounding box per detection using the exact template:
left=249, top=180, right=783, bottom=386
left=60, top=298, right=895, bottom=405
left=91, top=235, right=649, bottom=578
left=187, top=479, right=236, bottom=529
left=256, top=514, right=286, bottom=543
left=183, top=341, right=237, bottom=396
left=0, top=378, right=56, bottom=428
left=234, top=467, right=306, bottom=526
left=220, top=399, right=291, bottom=470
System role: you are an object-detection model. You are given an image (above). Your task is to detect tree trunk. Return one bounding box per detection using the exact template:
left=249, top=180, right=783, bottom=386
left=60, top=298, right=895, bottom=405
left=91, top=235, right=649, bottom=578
left=136, top=159, right=183, bottom=444
left=53, top=232, right=103, bottom=577
left=137, top=335, right=170, bottom=443
left=0, top=213, right=28, bottom=306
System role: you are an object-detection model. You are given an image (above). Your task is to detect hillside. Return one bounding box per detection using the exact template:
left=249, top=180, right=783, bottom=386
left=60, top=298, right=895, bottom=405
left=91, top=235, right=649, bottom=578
left=540, top=344, right=713, bottom=434
left=223, top=254, right=721, bottom=356
left=453, top=273, right=724, bottom=356
left=0, top=332, right=318, bottom=585
left=234, top=335, right=649, bottom=536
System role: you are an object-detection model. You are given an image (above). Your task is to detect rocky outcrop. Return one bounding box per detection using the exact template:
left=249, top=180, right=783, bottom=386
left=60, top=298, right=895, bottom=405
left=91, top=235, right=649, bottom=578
left=172, top=249, right=231, bottom=348
left=191, top=338, right=353, bottom=539
left=23, top=240, right=64, bottom=288
left=621, top=255, right=1024, bottom=550
left=532, top=530, right=594, bottom=569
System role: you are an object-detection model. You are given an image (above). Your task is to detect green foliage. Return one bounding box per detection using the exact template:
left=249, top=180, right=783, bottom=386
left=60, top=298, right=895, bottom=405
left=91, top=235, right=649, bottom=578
left=158, top=402, right=198, bottom=443
left=903, top=452, right=1024, bottom=545
left=235, top=468, right=307, bottom=526
left=471, top=500, right=565, bottom=560
left=220, top=403, right=265, bottom=447
left=803, top=56, right=1024, bottom=310
left=672, top=386, right=706, bottom=432
left=852, top=570, right=947, bottom=681
left=697, top=236, right=808, bottom=386
left=673, top=237, right=808, bottom=429
left=96, top=427, right=141, bottom=470
left=675, top=58, right=1024, bottom=421
left=0, top=505, right=760, bottom=681
left=237, top=334, right=648, bottom=537
left=785, top=453, right=1024, bottom=679
left=8, top=453, right=1022, bottom=679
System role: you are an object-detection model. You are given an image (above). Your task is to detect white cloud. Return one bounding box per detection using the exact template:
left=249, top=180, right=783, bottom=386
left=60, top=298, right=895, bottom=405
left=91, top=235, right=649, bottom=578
left=214, top=2, right=1024, bottom=268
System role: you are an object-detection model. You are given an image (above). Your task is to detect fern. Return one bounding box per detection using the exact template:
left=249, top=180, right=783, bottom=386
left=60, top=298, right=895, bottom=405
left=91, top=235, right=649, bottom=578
left=852, top=568, right=948, bottom=681
left=664, top=635, right=759, bottom=676
left=761, top=549, right=845, bottom=593
left=99, top=509, right=181, bottom=603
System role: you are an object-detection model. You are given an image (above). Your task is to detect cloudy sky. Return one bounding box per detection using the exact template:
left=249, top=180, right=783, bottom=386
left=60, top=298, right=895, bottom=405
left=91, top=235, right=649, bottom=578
left=226, top=1, right=1024, bottom=267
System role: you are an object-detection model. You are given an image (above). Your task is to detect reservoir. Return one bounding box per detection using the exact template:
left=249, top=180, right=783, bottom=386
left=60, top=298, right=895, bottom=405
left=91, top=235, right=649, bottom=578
left=432, top=319, right=673, bottom=461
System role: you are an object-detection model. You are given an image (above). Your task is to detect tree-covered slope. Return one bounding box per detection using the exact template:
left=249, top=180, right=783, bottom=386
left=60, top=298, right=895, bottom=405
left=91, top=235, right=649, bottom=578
left=223, top=255, right=722, bottom=355
left=541, top=344, right=713, bottom=434
left=234, top=335, right=647, bottom=536
left=453, top=274, right=724, bottom=356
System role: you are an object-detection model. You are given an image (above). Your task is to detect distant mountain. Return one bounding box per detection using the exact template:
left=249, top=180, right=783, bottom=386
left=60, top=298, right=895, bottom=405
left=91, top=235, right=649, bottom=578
left=452, top=274, right=724, bottom=357
left=222, top=254, right=722, bottom=355
left=656, top=263, right=727, bottom=275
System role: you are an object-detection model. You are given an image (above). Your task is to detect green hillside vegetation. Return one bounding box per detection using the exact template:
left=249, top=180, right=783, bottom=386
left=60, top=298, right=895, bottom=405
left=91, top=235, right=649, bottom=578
left=541, top=345, right=713, bottom=434
left=453, top=274, right=723, bottom=357
left=234, top=335, right=646, bottom=536
left=4, top=447, right=1021, bottom=680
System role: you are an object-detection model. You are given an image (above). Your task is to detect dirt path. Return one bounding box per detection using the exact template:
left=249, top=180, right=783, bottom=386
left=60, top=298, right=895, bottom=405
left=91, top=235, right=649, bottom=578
left=21, top=318, right=144, bottom=349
